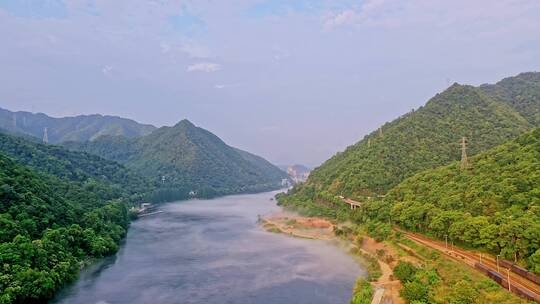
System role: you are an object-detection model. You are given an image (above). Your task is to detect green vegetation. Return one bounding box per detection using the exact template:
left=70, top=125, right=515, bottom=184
left=481, top=72, right=540, bottom=125
left=0, top=154, right=129, bottom=303
left=304, top=73, right=540, bottom=198
left=0, top=132, right=154, bottom=205
left=283, top=128, right=540, bottom=273
left=350, top=278, right=372, bottom=304
left=396, top=240, right=528, bottom=304
left=0, top=107, right=155, bottom=143
left=65, top=119, right=287, bottom=199
left=386, top=128, right=540, bottom=270
left=394, top=261, right=418, bottom=282
left=279, top=73, right=540, bottom=274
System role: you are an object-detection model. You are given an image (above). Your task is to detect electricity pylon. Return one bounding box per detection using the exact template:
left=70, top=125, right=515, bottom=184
left=460, top=137, right=468, bottom=170
left=43, top=127, right=49, bottom=144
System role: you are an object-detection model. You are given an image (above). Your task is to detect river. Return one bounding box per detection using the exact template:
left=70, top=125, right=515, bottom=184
left=52, top=191, right=365, bottom=304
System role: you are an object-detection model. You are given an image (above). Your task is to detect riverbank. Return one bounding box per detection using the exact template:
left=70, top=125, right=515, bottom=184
left=261, top=209, right=531, bottom=304
left=260, top=212, right=406, bottom=304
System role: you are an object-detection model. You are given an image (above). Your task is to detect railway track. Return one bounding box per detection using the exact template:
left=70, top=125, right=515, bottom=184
left=399, top=230, right=540, bottom=302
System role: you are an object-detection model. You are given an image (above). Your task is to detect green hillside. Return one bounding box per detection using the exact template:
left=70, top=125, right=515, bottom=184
left=0, top=107, right=156, bottom=143
left=0, top=132, right=154, bottom=206
left=0, top=154, right=130, bottom=303
left=305, top=78, right=537, bottom=198
left=481, top=72, right=540, bottom=125
left=64, top=120, right=287, bottom=198
left=371, top=128, right=539, bottom=272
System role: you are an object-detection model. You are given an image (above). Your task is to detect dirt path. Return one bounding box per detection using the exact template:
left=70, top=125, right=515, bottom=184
left=358, top=236, right=405, bottom=304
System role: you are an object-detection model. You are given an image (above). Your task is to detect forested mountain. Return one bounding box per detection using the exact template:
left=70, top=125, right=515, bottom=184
left=304, top=74, right=539, bottom=197
left=64, top=119, right=287, bottom=198
left=481, top=72, right=540, bottom=125
left=0, top=154, right=130, bottom=303
left=363, top=128, right=540, bottom=272
left=0, top=132, right=154, bottom=206
left=277, top=72, right=540, bottom=274
left=0, top=107, right=155, bottom=143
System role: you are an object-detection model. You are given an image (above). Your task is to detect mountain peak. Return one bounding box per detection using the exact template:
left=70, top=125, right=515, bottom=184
left=174, top=119, right=195, bottom=128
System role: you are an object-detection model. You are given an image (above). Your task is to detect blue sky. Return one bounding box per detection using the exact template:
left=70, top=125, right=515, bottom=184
left=1, top=0, right=540, bottom=166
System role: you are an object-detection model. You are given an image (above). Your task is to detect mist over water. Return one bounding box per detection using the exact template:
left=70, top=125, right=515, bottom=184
left=52, top=191, right=365, bottom=304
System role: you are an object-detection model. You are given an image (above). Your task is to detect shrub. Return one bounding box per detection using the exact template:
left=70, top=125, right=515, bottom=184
left=394, top=261, right=418, bottom=283
left=350, top=278, right=373, bottom=304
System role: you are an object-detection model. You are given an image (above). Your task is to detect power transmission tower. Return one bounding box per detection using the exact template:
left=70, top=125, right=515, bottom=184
left=379, top=127, right=383, bottom=137
left=43, top=127, right=49, bottom=144
left=460, top=137, right=468, bottom=170
left=368, top=138, right=371, bottom=148
left=12, top=114, right=16, bottom=128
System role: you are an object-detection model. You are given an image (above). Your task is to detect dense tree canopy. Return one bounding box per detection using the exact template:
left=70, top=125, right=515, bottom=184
left=280, top=129, right=540, bottom=273
left=278, top=73, right=540, bottom=275
left=481, top=72, right=540, bottom=125
left=304, top=73, right=540, bottom=197
left=0, top=132, right=154, bottom=206
left=64, top=119, right=287, bottom=199
left=385, top=128, right=540, bottom=269
left=0, top=154, right=129, bottom=303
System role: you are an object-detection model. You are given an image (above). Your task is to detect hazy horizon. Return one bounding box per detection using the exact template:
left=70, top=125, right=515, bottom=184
left=2, top=0, right=540, bottom=167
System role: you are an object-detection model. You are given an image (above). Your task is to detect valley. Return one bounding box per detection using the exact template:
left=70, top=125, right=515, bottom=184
left=1, top=71, right=539, bottom=304
left=0, top=5, right=539, bottom=301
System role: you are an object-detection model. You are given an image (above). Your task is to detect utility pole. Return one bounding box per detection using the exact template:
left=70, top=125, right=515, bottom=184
left=496, top=254, right=500, bottom=272
left=445, top=235, right=448, bottom=250
left=42, top=127, right=48, bottom=144
left=507, top=269, right=511, bottom=291
left=460, top=137, right=468, bottom=170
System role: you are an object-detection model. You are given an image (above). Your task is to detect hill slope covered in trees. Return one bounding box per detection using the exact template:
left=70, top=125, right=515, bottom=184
left=480, top=72, right=540, bottom=125
left=0, top=107, right=155, bottom=143
left=0, top=154, right=131, bottom=303
left=0, top=132, right=154, bottom=206
left=64, top=119, right=287, bottom=198
left=366, top=128, right=540, bottom=272
left=303, top=73, right=539, bottom=198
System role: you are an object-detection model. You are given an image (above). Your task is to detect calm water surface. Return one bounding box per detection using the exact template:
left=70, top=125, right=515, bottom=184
left=52, top=191, right=365, bottom=304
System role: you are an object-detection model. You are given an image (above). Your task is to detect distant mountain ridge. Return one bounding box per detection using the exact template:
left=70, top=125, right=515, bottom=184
left=0, top=107, right=156, bottom=143
left=64, top=119, right=287, bottom=198
left=286, top=164, right=311, bottom=183
left=0, top=131, right=153, bottom=206
left=302, top=72, right=540, bottom=197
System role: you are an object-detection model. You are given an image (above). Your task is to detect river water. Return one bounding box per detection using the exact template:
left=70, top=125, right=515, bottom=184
left=52, top=191, right=365, bottom=304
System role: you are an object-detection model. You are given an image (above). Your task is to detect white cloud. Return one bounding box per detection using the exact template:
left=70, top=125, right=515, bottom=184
left=214, top=83, right=240, bottom=89
left=101, top=65, right=113, bottom=76
left=324, top=10, right=360, bottom=29
left=323, top=0, right=399, bottom=29
left=187, top=62, right=221, bottom=72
